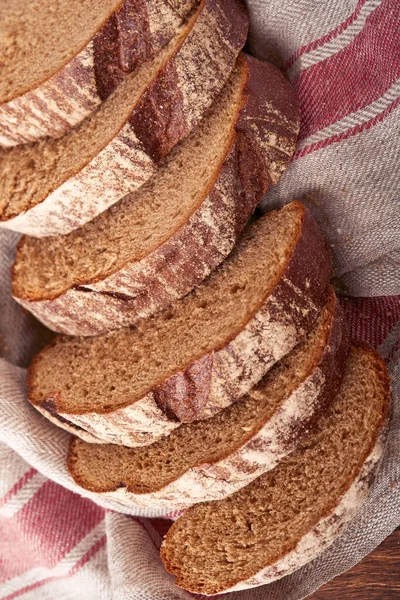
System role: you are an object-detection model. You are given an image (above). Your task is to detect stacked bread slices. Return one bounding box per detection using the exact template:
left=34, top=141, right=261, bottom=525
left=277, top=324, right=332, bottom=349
left=161, top=345, right=390, bottom=594
left=12, top=55, right=300, bottom=334
left=67, top=288, right=347, bottom=510
left=26, top=202, right=332, bottom=445
left=0, top=0, right=197, bottom=147
left=3, top=1, right=390, bottom=594
left=0, top=0, right=248, bottom=235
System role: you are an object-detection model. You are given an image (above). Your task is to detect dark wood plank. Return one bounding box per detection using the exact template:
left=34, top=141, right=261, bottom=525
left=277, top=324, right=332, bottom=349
left=309, top=528, right=400, bottom=599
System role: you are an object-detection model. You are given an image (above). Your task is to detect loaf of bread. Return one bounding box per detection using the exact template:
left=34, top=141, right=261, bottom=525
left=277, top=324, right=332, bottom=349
left=0, top=0, right=248, bottom=236
left=13, top=54, right=300, bottom=336
left=27, top=202, right=331, bottom=446
left=161, top=345, right=390, bottom=594
left=0, top=0, right=195, bottom=146
left=5, top=7, right=388, bottom=596
left=68, top=289, right=348, bottom=509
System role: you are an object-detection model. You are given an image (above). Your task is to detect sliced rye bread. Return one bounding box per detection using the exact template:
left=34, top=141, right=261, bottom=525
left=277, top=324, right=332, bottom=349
left=0, top=0, right=248, bottom=237
left=28, top=201, right=332, bottom=446
left=68, top=289, right=348, bottom=510
left=0, top=0, right=196, bottom=147
left=12, top=54, right=300, bottom=336
left=161, top=345, right=390, bottom=595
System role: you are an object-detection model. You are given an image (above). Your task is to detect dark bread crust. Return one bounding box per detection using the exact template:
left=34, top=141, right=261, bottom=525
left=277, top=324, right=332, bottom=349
left=93, top=0, right=202, bottom=162
left=13, top=55, right=300, bottom=337
left=245, top=288, right=349, bottom=458
left=130, top=0, right=249, bottom=161
left=40, top=399, right=90, bottom=434
left=94, top=0, right=249, bottom=165
left=93, top=0, right=156, bottom=101
left=130, top=60, right=188, bottom=161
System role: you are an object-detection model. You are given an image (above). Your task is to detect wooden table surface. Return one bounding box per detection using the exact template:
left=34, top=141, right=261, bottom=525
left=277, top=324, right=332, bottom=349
left=309, top=528, right=400, bottom=599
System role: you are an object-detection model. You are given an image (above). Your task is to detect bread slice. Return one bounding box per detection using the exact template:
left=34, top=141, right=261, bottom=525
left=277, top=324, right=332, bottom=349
left=12, top=54, right=300, bottom=336
left=68, top=289, right=348, bottom=509
left=161, top=345, right=390, bottom=595
left=28, top=201, right=332, bottom=446
left=0, top=0, right=248, bottom=237
left=0, top=0, right=195, bottom=147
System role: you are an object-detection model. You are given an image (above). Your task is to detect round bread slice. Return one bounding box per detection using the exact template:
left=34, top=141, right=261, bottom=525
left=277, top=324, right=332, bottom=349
left=28, top=201, right=332, bottom=446
left=0, top=0, right=196, bottom=147
left=12, top=54, right=300, bottom=336
left=0, top=0, right=248, bottom=237
left=161, top=345, right=390, bottom=595
left=68, top=289, right=348, bottom=510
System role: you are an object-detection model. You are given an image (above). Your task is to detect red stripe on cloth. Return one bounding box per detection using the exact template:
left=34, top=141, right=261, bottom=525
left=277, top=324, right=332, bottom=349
left=13, top=481, right=104, bottom=568
left=68, top=534, right=106, bottom=576
left=0, top=469, right=37, bottom=509
left=0, top=517, right=39, bottom=584
left=0, top=535, right=106, bottom=600
left=293, top=93, right=400, bottom=159
left=162, top=509, right=184, bottom=520
left=296, top=0, right=400, bottom=141
left=284, top=0, right=368, bottom=70
left=340, top=295, right=400, bottom=348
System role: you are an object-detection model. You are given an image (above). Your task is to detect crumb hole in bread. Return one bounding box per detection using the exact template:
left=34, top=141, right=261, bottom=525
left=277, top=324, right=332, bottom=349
left=230, top=283, right=247, bottom=295
left=161, top=310, right=175, bottom=321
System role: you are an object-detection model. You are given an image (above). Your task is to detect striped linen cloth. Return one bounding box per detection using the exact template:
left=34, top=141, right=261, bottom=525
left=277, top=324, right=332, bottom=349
left=0, top=0, right=399, bottom=598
